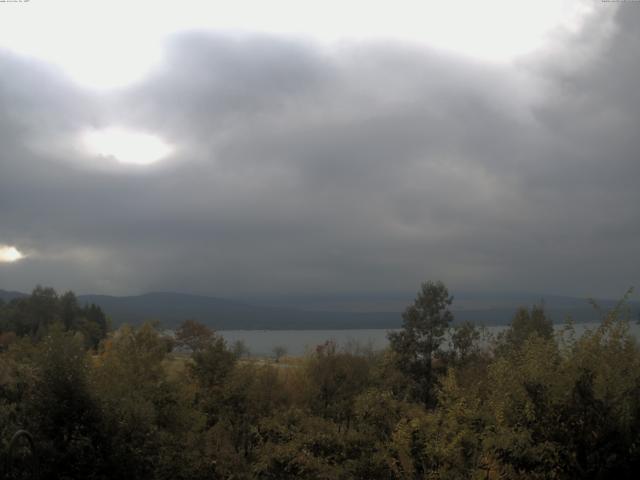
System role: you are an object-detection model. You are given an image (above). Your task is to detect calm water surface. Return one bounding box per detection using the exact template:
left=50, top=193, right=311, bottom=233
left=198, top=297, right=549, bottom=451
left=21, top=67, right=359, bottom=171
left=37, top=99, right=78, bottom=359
left=219, top=322, right=640, bottom=357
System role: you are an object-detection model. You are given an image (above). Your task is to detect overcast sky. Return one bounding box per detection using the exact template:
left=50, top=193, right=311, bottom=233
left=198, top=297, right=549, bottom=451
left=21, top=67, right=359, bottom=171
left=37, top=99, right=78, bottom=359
left=0, top=1, right=638, bottom=299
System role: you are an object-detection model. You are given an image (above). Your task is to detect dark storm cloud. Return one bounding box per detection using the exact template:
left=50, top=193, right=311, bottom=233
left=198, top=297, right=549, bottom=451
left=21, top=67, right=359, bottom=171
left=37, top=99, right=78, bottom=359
left=1, top=7, right=639, bottom=298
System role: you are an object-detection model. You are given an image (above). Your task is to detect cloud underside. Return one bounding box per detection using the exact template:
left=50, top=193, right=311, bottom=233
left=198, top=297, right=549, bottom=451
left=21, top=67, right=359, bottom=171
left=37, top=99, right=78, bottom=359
left=1, top=7, right=639, bottom=297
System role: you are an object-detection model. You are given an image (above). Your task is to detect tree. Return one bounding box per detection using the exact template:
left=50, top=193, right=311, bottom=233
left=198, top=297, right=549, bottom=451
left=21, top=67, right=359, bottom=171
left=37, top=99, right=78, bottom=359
left=450, top=320, right=481, bottom=364
left=272, top=345, right=287, bottom=363
left=498, top=304, right=553, bottom=354
left=191, top=335, right=237, bottom=392
left=78, top=302, right=109, bottom=348
left=303, top=341, right=371, bottom=426
left=59, top=290, right=79, bottom=330
left=388, top=280, right=453, bottom=407
left=232, top=339, right=250, bottom=358
left=26, top=325, right=107, bottom=479
left=175, top=319, right=214, bottom=353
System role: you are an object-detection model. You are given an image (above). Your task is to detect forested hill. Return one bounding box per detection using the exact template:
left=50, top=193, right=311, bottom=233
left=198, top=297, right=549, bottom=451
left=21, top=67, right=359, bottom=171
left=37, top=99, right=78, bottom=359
left=76, top=292, right=398, bottom=330
left=2, top=289, right=638, bottom=329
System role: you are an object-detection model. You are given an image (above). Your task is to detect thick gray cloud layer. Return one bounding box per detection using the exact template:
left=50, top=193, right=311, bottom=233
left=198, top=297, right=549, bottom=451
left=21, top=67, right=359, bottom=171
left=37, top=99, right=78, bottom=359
left=1, top=6, right=639, bottom=298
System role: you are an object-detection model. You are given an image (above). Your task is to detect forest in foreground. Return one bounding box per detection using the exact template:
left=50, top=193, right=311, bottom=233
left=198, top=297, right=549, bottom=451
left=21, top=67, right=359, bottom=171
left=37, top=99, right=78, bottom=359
left=1, top=282, right=640, bottom=479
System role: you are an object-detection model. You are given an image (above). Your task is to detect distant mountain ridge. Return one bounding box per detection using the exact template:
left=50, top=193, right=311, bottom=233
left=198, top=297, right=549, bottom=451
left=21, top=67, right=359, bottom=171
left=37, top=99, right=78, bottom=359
left=0, top=289, right=28, bottom=302
left=76, top=292, right=398, bottom=330
left=1, top=289, right=638, bottom=330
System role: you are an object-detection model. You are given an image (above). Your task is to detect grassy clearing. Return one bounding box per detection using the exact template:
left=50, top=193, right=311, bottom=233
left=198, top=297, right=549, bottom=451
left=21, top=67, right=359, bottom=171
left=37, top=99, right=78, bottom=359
left=163, top=352, right=303, bottom=380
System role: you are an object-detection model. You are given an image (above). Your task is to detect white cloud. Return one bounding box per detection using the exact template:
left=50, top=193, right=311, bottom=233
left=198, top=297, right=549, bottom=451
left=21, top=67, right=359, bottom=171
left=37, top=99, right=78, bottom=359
left=0, top=0, right=605, bottom=89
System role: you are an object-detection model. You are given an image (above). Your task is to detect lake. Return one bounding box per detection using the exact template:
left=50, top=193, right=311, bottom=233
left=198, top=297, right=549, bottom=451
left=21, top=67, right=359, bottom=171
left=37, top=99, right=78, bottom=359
left=219, top=322, right=640, bottom=357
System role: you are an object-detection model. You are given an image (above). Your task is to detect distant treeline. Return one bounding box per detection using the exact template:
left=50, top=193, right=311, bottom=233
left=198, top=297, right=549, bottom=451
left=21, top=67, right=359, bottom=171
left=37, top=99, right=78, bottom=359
left=1, top=282, right=639, bottom=479
left=0, top=286, right=108, bottom=348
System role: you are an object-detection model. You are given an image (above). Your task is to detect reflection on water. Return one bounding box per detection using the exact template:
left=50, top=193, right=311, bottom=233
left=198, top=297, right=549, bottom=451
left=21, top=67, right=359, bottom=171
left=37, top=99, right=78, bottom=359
left=219, top=322, right=640, bottom=357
